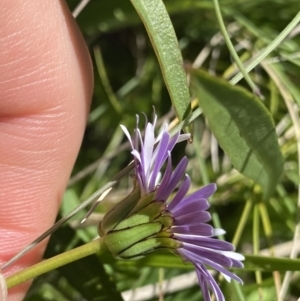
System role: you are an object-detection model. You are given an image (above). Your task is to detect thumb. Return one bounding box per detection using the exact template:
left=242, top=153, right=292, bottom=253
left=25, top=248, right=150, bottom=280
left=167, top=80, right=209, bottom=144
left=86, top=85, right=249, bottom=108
left=0, top=1, right=93, bottom=300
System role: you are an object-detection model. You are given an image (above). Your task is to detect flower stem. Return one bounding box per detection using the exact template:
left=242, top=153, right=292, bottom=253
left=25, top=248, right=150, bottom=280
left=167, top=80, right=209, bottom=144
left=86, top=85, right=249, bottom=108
left=6, top=237, right=106, bottom=289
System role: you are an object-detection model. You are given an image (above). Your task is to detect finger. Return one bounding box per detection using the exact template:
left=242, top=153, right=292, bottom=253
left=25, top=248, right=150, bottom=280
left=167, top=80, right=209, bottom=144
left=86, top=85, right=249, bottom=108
left=0, top=1, right=93, bottom=300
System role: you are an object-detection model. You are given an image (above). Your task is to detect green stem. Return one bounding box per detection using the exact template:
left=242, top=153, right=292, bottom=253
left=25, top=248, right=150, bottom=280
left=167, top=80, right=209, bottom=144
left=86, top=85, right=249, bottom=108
left=253, top=204, right=262, bottom=288
left=232, top=280, right=246, bottom=301
left=6, top=238, right=106, bottom=289
left=2, top=161, right=136, bottom=271
left=212, top=212, right=224, bottom=241
left=212, top=0, right=260, bottom=97
left=94, top=46, right=122, bottom=115
left=232, top=199, right=252, bottom=247
left=258, top=202, right=274, bottom=255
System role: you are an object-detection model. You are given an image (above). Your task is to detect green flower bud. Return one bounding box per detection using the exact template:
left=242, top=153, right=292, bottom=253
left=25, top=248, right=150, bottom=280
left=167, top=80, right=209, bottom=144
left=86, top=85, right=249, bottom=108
left=98, top=184, right=179, bottom=260
left=119, top=237, right=181, bottom=259
left=114, top=195, right=161, bottom=230
left=104, top=222, right=162, bottom=259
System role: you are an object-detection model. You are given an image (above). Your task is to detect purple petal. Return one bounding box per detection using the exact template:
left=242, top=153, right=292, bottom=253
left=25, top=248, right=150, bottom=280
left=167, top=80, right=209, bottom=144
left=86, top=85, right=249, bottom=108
left=170, top=198, right=210, bottom=217
left=196, top=264, right=225, bottom=301
left=152, top=111, right=157, bottom=127
left=181, top=243, right=233, bottom=267
left=148, top=131, right=171, bottom=191
left=142, top=122, right=155, bottom=176
left=120, top=125, right=134, bottom=149
left=151, top=125, right=169, bottom=160
left=179, top=247, right=242, bottom=283
left=131, top=150, right=142, bottom=164
left=169, top=189, right=211, bottom=212
left=196, top=269, right=211, bottom=301
left=170, top=183, right=216, bottom=213
left=217, top=251, right=244, bottom=268
left=168, top=132, right=181, bottom=151
left=174, top=211, right=211, bottom=226
left=133, top=115, right=139, bottom=148
left=131, top=150, right=147, bottom=191
left=180, top=183, right=217, bottom=203
left=135, top=128, right=143, bottom=149
left=155, top=154, right=171, bottom=186
left=154, top=123, right=167, bottom=144
left=167, top=175, right=191, bottom=209
left=154, top=130, right=180, bottom=152
left=174, top=234, right=235, bottom=251
left=230, top=258, right=244, bottom=268
left=157, top=157, right=188, bottom=201
left=171, top=224, right=214, bottom=237
left=195, top=183, right=217, bottom=198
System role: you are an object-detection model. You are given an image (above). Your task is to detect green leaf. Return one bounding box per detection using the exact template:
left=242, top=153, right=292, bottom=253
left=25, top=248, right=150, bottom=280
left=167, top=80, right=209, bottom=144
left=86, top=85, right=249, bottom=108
left=116, top=251, right=193, bottom=269
left=130, top=0, right=192, bottom=130
left=245, top=255, right=300, bottom=271
left=116, top=252, right=300, bottom=272
left=75, top=0, right=213, bottom=41
left=191, top=70, right=284, bottom=199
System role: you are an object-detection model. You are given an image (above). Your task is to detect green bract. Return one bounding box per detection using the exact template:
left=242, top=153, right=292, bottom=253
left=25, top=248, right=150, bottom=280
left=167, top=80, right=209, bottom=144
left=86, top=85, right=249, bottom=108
left=98, top=183, right=179, bottom=260
left=99, top=183, right=141, bottom=236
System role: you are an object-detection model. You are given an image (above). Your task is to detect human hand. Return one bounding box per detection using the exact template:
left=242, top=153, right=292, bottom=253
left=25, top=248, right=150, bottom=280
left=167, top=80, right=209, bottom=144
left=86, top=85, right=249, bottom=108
left=0, top=1, right=93, bottom=300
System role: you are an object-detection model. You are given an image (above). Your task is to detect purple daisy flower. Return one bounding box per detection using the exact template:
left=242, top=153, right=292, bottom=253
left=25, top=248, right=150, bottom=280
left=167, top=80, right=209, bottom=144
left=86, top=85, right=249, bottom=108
left=120, top=114, right=244, bottom=301
left=120, top=114, right=190, bottom=195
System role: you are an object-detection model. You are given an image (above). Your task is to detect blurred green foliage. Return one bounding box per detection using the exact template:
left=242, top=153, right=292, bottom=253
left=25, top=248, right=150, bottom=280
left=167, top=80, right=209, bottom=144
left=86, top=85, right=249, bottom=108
left=24, top=0, right=300, bottom=300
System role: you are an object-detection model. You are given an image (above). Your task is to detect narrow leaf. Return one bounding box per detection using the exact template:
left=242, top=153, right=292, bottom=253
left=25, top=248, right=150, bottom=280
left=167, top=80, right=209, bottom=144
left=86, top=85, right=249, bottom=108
left=130, top=0, right=192, bottom=130
left=245, top=255, right=300, bottom=272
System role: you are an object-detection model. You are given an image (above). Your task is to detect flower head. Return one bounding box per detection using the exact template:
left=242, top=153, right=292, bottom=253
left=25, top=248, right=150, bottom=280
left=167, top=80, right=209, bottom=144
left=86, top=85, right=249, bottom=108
left=120, top=114, right=190, bottom=195
left=101, top=114, right=244, bottom=301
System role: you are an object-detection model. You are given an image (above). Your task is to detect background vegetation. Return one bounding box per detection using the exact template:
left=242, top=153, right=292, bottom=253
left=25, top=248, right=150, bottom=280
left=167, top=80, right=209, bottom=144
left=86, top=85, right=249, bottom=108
left=22, top=0, right=300, bottom=300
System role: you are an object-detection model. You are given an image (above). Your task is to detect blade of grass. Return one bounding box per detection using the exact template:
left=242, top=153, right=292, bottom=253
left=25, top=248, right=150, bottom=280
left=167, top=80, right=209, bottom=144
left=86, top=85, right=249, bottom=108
left=231, top=11, right=300, bottom=85
left=212, top=0, right=261, bottom=97
left=94, top=46, right=122, bottom=115
left=232, top=200, right=253, bottom=247
left=253, top=203, right=263, bottom=297
left=72, top=0, right=91, bottom=18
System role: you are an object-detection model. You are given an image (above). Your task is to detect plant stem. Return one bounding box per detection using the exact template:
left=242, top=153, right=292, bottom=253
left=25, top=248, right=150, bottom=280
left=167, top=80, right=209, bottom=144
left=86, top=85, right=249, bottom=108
left=232, top=199, right=252, bottom=247
left=6, top=238, right=106, bottom=289
left=212, top=0, right=261, bottom=97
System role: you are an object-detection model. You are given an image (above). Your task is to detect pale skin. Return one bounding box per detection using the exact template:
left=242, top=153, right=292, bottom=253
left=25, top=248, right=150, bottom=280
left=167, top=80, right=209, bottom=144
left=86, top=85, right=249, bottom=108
left=0, top=1, right=93, bottom=300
